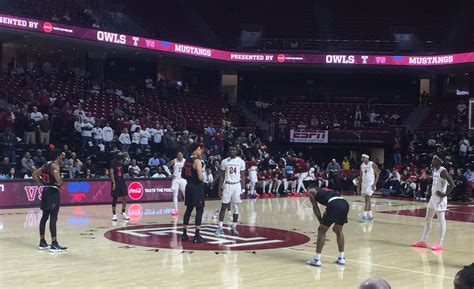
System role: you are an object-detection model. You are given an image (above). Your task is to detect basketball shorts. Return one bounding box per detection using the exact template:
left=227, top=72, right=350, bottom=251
left=428, top=194, right=448, bottom=212
left=111, top=180, right=127, bottom=197
left=321, top=199, right=349, bottom=227
left=172, top=178, right=187, bottom=193
left=41, top=186, right=60, bottom=210
left=185, top=183, right=205, bottom=207
left=222, top=183, right=242, bottom=204
left=361, top=179, right=375, bottom=196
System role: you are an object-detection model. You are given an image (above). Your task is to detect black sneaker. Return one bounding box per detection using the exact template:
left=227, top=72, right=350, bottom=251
left=49, top=242, right=68, bottom=252
left=181, top=232, right=189, bottom=241
left=192, top=234, right=206, bottom=243
left=38, top=239, right=49, bottom=250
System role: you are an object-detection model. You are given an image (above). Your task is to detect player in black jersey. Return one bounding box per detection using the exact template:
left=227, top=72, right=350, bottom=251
left=181, top=143, right=206, bottom=243
left=306, top=185, right=349, bottom=267
left=32, top=149, right=67, bottom=252
left=109, top=152, right=130, bottom=221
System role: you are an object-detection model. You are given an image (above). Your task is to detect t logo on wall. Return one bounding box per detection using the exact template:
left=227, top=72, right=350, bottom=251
left=24, top=186, right=44, bottom=201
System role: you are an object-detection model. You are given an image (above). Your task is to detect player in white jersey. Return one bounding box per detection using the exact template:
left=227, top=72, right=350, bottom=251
left=165, top=152, right=187, bottom=216
left=357, top=154, right=380, bottom=222
left=215, top=145, right=246, bottom=236
left=411, top=155, right=455, bottom=251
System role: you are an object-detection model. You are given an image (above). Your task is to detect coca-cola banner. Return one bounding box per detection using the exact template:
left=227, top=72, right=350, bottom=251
left=0, top=13, right=473, bottom=66
left=0, top=179, right=173, bottom=208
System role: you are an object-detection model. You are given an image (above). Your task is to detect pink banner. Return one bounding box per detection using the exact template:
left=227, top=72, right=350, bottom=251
left=0, top=13, right=473, bottom=66
left=0, top=178, right=173, bottom=208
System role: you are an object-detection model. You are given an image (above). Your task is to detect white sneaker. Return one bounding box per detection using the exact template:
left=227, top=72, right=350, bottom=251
left=112, top=214, right=118, bottom=221
left=336, top=257, right=346, bottom=265
left=121, top=212, right=130, bottom=220
left=306, top=259, right=321, bottom=267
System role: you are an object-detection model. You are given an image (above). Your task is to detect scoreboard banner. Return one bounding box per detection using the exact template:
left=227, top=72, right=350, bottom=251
left=290, top=129, right=329, bottom=143
left=1, top=13, right=474, bottom=66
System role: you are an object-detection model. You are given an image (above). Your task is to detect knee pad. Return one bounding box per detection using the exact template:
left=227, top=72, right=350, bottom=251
left=232, top=203, right=240, bottom=215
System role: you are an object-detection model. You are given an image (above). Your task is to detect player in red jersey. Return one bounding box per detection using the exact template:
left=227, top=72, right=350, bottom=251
left=264, top=169, right=274, bottom=197
left=293, top=155, right=309, bottom=196
left=272, top=168, right=284, bottom=196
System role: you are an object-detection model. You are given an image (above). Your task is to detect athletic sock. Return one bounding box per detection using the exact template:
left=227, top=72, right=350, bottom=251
left=364, top=211, right=368, bottom=218
left=339, top=252, right=344, bottom=258
left=218, top=221, right=223, bottom=229
left=232, top=222, right=237, bottom=229
left=315, top=253, right=321, bottom=260
left=368, top=211, right=373, bottom=217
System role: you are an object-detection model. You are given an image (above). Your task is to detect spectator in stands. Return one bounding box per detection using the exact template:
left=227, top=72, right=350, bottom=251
left=93, top=124, right=103, bottom=146
left=69, top=152, right=83, bottom=178
left=354, top=105, right=362, bottom=128
left=30, top=106, right=43, bottom=123
left=451, top=169, right=469, bottom=202
left=393, top=138, right=402, bottom=165
left=141, top=167, right=151, bottom=178
left=81, top=120, right=94, bottom=149
left=163, top=129, right=179, bottom=158
left=20, top=152, right=36, bottom=177
left=326, top=159, right=342, bottom=192
left=152, top=167, right=167, bottom=178
left=342, top=157, right=350, bottom=171
left=131, top=127, right=141, bottom=151
left=119, top=128, right=131, bottom=151
left=83, top=158, right=96, bottom=177
left=33, top=149, right=46, bottom=167
left=205, top=124, right=216, bottom=135
left=310, top=116, right=319, bottom=127
left=85, top=112, right=95, bottom=125
left=139, top=126, right=151, bottom=151
left=51, top=14, right=60, bottom=22
left=0, top=127, right=18, bottom=162
left=131, top=119, right=141, bottom=134
left=102, top=123, right=114, bottom=150
left=38, top=114, right=51, bottom=145
left=0, top=157, right=11, bottom=176
left=457, top=101, right=467, bottom=116
left=74, top=104, right=86, bottom=120
left=150, top=123, right=164, bottom=152
left=459, top=138, right=470, bottom=157
left=128, top=159, right=141, bottom=175
left=23, top=117, right=36, bottom=145
left=148, top=153, right=162, bottom=169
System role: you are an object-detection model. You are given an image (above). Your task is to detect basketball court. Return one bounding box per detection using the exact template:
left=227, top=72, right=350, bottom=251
left=0, top=196, right=472, bottom=288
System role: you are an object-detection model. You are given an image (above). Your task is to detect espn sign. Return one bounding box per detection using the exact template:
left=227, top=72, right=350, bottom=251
left=290, top=129, right=328, bottom=144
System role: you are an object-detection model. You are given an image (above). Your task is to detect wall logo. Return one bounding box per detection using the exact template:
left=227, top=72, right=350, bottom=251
left=277, top=54, right=286, bottom=63
left=24, top=186, right=43, bottom=201
left=43, top=22, right=52, bottom=33
left=128, top=182, right=144, bottom=200
left=67, top=182, right=90, bottom=201
left=0, top=184, right=4, bottom=192
left=104, top=224, right=310, bottom=251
